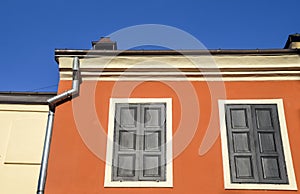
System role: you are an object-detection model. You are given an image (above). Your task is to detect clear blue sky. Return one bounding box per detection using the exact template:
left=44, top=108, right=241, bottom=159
left=0, top=0, right=299, bottom=92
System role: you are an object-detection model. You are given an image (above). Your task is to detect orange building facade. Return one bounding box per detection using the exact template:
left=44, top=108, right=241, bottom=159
left=42, top=36, right=300, bottom=194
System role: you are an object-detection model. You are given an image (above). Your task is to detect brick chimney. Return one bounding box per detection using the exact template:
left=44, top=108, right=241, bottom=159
left=92, top=37, right=117, bottom=50
left=284, top=33, right=300, bottom=49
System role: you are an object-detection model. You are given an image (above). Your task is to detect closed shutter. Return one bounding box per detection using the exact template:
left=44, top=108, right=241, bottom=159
left=225, top=105, right=259, bottom=183
left=252, top=105, right=288, bottom=184
left=112, top=103, right=166, bottom=181
left=139, top=103, right=166, bottom=181
left=225, top=104, right=288, bottom=184
left=112, top=103, right=139, bottom=181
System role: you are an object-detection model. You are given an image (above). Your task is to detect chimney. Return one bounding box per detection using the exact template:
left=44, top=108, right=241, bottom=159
left=284, top=33, right=300, bottom=49
left=92, top=37, right=117, bottom=50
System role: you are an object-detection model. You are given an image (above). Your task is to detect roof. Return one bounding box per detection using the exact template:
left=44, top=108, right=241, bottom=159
left=0, top=92, right=56, bottom=105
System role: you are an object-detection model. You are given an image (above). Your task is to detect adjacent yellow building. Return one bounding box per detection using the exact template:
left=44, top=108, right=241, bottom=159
left=0, top=92, right=55, bottom=194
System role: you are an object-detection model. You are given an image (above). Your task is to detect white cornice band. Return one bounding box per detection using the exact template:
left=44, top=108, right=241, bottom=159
left=57, top=54, right=300, bottom=81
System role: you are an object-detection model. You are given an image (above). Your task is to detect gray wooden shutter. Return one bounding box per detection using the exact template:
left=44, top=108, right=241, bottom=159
left=139, top=103, right=166, bottom=181
left=225, top=104, right=288, bottom=184
left=252, top=104, right=288, bottom=184
left=112, top=103, right=166, bottom=181
left=225, top=104, right=259, bottom=183
left=112, top=103, right=139, bottom=181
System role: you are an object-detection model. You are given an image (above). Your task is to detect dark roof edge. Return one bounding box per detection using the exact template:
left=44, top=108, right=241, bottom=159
left=0, top=92, right=57, bottom=95
left=55, top=49, right=300, bottom=58
left=0, top=92, right=56, bottom=105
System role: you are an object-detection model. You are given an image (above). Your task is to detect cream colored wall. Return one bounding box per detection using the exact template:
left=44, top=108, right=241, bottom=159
left=0, top=104, right=48, bottom=194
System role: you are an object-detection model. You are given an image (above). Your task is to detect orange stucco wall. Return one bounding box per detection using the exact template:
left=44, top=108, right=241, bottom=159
left=45, top=80, right=300, bottom=194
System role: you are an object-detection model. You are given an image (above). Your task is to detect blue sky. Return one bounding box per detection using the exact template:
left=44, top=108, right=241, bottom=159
left=0, top=0, right=299, bottom=92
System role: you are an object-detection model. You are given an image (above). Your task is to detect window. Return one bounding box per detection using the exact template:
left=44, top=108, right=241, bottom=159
left=105, top=98, right=173, bottom=187
left=219, top=99, right=297, bottom=190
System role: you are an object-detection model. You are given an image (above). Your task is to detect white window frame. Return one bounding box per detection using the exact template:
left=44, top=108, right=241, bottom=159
left=218, top=99, right=297, bottom=190
left=104, top=98, right=173, bottom=187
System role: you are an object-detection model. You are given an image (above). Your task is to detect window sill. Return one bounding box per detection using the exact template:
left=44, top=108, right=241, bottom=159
left=224, top=183, right=298, bottom=191
left=104, top=180, right=173, bottom=188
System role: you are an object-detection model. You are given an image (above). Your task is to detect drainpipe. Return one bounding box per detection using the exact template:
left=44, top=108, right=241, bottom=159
left=37, top=57, right=81, bottom=194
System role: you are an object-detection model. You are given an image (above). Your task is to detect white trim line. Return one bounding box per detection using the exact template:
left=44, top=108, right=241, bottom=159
left=104, top=98, right=173, bottom=187
left=62, top=71, right=300, bottom=76
left=60, top=76, right=300, bottom=81
left=59, top=70, right=300, bottom=81
left=218, top=99, right=297, bottom=190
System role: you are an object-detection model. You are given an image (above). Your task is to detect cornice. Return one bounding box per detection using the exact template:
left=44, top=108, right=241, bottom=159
left=57, top=53, right=300, bottom=81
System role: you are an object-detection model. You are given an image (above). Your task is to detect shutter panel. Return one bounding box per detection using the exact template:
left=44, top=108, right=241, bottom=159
left=225, top=105, right=259, bottom=183
left=112, top=103, right=140, bottom=181
left=139, top=103, right=166, bottom=181
left=252, top=104, right=288, bottom=184
left=112, top=102, right=167, bottom=182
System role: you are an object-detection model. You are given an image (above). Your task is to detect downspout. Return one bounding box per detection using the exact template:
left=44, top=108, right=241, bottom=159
left=37, top=57, right=81, bottom=194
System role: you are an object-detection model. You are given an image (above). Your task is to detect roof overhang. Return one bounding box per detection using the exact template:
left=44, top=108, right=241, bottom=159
left=0, top=92, right=56, bottom=105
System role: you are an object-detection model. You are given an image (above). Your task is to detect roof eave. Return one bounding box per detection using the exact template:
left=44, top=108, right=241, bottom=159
left=55, top=49, right=300, bottom=62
